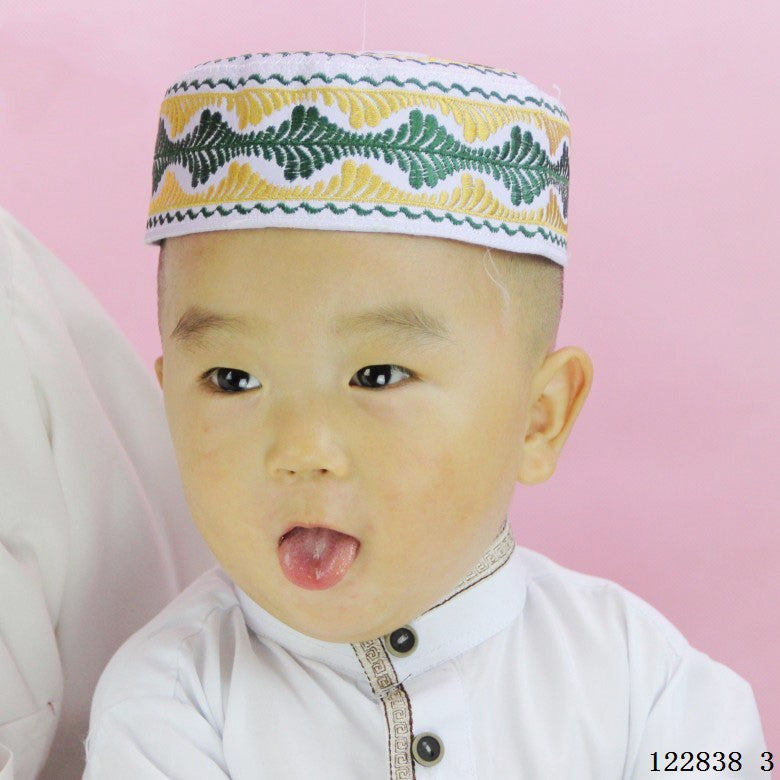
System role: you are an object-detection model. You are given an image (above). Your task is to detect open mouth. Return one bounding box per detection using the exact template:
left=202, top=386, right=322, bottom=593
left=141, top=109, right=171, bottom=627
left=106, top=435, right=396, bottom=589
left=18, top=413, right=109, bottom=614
left=277, top=526, right=361, bottom=590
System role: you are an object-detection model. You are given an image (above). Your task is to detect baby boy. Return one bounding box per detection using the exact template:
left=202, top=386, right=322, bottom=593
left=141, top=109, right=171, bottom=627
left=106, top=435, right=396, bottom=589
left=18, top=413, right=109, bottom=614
left=84, top=51, right=768, bottom=778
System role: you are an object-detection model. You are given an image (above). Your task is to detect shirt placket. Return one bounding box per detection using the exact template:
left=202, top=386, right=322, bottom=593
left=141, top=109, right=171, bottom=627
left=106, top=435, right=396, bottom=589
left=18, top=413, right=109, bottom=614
left=352, top=638, right=416, bottom=779
left=352, top=630, right=478, bottom=779
left=350, top=521, right=516, bottom=778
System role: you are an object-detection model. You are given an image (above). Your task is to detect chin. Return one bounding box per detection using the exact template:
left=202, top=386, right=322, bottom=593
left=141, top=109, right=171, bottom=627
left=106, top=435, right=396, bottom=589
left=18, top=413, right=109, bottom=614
left=298, top=622, right=371, bottom=644
left=289, top=612, right=388, bottom=644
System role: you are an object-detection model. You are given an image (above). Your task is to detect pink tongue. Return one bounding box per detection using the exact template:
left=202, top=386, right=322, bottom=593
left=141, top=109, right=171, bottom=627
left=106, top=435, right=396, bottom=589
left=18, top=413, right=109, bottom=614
left=278, top=527, right=360, bottom=590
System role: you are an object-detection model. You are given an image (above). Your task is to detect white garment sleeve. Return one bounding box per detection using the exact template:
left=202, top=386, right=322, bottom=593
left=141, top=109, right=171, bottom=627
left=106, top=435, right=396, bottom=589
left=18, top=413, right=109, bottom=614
left=0, top=209, right=213, bottom=780
left=628, top=646, right=770, bottom=779
left=84, top=698, right=229, bottom=780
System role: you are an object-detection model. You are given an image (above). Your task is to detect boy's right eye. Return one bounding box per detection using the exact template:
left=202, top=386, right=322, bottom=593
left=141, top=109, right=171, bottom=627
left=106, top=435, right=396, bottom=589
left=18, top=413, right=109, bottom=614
left=203, top=368, right=261, bottom=393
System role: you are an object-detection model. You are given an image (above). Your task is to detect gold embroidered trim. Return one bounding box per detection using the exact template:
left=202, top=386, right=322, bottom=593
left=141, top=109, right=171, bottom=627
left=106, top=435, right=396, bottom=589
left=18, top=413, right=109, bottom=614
left=160, top=86, right=570, bottom=152
left=426, top=518, right=516, bottom=612
left=457, top=518, right=515, bottom=588
left=384, top=687, right=415, bottom=779
left=148, top=160, right=567, bottom=238
left=352, top=638, right=415, bottom=779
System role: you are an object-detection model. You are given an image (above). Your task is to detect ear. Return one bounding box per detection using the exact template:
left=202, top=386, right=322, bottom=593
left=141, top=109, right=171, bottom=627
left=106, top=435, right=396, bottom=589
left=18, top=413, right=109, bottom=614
left=153, top=356, right=164, bottom=390
left=517, top=346, right=593, bottom=485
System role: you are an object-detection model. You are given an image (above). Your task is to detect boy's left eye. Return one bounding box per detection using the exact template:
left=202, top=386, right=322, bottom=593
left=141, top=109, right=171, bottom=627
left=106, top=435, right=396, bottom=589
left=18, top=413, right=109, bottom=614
left=201, top=364, right=414, bottom=394
left=350, top=364, right=413, bottom=388
left=204, top=368, right=261, bottom=393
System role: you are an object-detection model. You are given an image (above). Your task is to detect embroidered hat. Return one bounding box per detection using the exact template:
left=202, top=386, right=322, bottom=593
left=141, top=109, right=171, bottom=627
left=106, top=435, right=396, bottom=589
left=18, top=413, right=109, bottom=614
left=146, top=51, right=570, bottom=266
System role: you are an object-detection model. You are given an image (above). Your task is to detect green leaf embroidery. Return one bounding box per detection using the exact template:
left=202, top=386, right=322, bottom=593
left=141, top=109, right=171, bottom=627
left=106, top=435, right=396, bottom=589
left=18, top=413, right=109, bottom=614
left=153, top=105, right=568, bottom=214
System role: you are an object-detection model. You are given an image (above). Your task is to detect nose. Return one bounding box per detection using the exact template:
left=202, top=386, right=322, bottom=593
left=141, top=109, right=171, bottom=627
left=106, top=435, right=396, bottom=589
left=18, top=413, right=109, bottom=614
left=264, top=395, right=349, bottom=479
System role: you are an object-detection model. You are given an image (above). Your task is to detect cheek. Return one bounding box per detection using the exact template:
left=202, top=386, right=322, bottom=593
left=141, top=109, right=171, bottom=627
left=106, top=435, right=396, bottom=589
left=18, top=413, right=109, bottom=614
left=174, top=427, right=266, bottom=567
left=168, top=404, right=250, bottom=514
left=390, top=389, right=524, bottom=516
left=370, top=409, right=485, bottom=517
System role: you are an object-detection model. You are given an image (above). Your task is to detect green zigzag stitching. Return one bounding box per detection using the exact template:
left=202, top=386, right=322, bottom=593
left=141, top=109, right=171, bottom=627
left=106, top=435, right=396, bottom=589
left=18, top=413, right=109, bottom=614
left=153, top=105, right=570, bottom=216
left=189, top=51, right=536, bottom=84
left=146, top=200, right=567, bottom=247
left=165, top=73, right=569, bottom=120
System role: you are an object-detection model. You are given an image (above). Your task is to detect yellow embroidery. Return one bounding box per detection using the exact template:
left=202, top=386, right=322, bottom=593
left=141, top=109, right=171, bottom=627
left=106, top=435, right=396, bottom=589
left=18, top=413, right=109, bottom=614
left=161, top=87, right=569, bottom=153
left=148, top=159, right=566, bottom=237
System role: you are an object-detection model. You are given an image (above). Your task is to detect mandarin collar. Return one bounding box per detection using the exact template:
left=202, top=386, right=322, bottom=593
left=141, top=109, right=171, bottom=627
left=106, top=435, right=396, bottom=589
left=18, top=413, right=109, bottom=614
left=235, top=518, right=524, bottom=700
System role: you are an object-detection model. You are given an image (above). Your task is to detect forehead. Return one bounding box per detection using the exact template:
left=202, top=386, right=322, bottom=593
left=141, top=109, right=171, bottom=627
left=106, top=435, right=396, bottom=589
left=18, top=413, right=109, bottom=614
left=163, top=228, right=497, bottom=302
left=164, top=232, right=531, bottom=370
left=164, top=227, right=484, bottom=269
left=160, top=228, right=517, bottom=346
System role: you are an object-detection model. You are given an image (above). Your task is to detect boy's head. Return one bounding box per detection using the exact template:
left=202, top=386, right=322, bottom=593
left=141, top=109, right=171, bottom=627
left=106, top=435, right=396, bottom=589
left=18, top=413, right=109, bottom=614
left=148, top=52, right=592, bottom=643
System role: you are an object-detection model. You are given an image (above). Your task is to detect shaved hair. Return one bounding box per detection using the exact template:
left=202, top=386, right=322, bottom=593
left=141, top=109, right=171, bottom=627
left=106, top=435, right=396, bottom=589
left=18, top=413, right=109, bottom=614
left=157, top=241, right=167, bottom=336
left=479, top=247, right=563, bottom=369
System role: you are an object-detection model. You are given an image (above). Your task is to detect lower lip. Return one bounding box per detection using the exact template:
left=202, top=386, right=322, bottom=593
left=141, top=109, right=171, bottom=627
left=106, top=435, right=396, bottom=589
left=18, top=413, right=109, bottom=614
left=277, top=526, right=361, bottom=590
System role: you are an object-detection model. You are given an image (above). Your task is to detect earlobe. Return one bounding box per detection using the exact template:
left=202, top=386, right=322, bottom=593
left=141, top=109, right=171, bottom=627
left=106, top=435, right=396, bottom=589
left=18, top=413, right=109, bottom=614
left=154, top=356, right=164, bottom=390
left=518, top=433, right=557, bottom=484
left=517, top=346, right=593, bottom=485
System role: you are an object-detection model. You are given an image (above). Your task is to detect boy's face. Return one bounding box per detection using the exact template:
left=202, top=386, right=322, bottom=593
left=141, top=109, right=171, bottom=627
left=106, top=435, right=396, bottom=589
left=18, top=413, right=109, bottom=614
left=156, top=228, right=583, bottom=643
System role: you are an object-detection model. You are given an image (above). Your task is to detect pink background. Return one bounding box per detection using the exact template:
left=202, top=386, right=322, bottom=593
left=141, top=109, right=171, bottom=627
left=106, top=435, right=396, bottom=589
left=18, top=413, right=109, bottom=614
left=2, top=0, right=778, bottom=747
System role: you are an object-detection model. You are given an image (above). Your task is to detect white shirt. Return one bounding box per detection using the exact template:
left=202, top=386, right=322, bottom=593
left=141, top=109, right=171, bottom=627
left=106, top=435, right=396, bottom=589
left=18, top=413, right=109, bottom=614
left=84, top=521, right=769, bottom=779
left=0, top=209, right=214, bottom=780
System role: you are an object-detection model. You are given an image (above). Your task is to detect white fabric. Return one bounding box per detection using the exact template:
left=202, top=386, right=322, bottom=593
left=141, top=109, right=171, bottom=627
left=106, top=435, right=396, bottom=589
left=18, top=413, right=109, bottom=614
left=0, top=209, right=214, bottom=779
left=0, top=747, right=13, bottom=780
left=84, top=542, right=769, bottom=779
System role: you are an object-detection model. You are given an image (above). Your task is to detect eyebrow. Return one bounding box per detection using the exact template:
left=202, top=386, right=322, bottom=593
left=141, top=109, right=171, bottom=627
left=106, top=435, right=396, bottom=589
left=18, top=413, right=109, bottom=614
left=169, top=307, right=252, bottom=346
left=169, top=302, right=454, bottom=349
